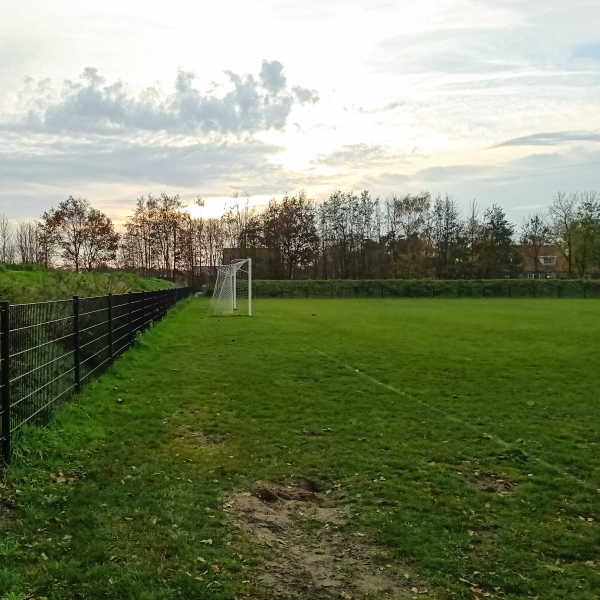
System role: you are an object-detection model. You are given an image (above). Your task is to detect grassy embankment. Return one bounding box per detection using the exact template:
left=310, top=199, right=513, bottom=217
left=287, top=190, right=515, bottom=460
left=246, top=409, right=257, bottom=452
left=1, top=298, right=599, bottom=599
left=0, top=264, right=175, bottom=304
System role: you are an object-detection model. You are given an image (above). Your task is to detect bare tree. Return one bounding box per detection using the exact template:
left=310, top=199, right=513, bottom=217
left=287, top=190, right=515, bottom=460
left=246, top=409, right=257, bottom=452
left=0, top=214, right=14, bottom=262
left=548, top=191, right=578, bottom=278
left=14, top=221, right=40, bottom=264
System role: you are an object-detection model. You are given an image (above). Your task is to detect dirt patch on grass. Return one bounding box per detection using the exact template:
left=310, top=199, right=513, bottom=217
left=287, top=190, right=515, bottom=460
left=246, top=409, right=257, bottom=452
left=175, top=424, right=224, bottom=446
left=192, top=430, right=225, bottom=446
left=225, top=482, right=424, bottom=599
left=470, top=472, right=515, bottom=496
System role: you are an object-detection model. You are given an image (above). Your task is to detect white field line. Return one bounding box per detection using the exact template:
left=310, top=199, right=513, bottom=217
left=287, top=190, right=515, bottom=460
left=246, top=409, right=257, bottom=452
left=311, top=346, right=598, bottom=494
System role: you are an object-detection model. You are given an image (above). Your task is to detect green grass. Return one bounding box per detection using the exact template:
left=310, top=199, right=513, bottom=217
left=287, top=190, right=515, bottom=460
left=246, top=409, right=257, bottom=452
left=0, top=263, right=175, bottom=303
left=1, top=298, right=600, bottom=599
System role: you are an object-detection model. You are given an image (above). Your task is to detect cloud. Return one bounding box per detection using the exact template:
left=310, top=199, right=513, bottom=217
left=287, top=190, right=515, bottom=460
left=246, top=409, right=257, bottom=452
left=0, top=138, right=283, bottom=189
left=3, top=62, right=318, bottom=136
left=311, top=144, right=406, bottom=168
left=292, top=86, right=319, bottom=105
left=259, top=60, right=287, bottom=93
left=371, top=147, right=600, bottom=217
left=493, top=131, right=600, bottom=147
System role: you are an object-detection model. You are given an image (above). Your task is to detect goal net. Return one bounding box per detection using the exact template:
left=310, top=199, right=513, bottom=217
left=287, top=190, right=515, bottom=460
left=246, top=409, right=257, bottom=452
left=211, top=258, right=252, bottom=316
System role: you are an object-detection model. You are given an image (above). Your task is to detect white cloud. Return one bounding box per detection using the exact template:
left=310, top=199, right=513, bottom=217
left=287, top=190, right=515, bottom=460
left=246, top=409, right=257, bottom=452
left=3, top=63, right=316, bottom=136
left=0, top=0, right=599, bottom=221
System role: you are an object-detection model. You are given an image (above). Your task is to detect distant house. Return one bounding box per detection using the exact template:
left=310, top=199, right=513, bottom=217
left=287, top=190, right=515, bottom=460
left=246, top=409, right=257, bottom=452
left=513, top=244, right=568, bottom=279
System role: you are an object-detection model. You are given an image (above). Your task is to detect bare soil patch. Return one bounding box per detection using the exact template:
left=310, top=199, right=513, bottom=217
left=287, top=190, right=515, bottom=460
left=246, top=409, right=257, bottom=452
left=469, top=472, right=515, bottom=496
left=175, top=424, right=224, bottom=446
left=225, top=482, right=426, bottom=599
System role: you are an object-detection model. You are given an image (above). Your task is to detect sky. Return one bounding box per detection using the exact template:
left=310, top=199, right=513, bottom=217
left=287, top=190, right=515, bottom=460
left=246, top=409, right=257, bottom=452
left=0, top=0, right=599, bottom=224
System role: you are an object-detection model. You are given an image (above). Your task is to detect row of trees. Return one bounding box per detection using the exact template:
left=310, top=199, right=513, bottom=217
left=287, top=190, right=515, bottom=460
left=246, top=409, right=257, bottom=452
left=1, top=189, right=599, bottom=281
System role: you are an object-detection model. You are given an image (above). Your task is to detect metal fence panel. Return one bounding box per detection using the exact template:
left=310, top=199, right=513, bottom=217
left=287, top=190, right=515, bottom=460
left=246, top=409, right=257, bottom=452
left=0, top=287, right=191, bottom=464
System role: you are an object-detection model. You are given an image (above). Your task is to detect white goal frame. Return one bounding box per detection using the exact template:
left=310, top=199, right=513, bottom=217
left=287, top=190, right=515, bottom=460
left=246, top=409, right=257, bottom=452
left=210, top=258, right=252, bottom=316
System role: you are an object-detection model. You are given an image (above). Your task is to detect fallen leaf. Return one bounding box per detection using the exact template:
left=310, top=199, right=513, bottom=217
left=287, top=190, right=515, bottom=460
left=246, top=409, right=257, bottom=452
left=277, top=538, right=286, bottom=545
left=41, top=552, right=48, bottom=560
left=195, top=576, right=204, bottom=581
left=585, top=560, right=595, bottom=566
left=197, top=557, right=205, bottom=562
left=201, top=539, right=212, bottom=544
left=411, top=587, right=418, bottom=593
left=404, top=574, right=409, bottom=579
left=485, top=503, right=490, bottom=508
left=212, top=565, right=220, bottom=572
left=469, top=530, right=475, bottom=536
left=63, top=535, right=72, bottom=540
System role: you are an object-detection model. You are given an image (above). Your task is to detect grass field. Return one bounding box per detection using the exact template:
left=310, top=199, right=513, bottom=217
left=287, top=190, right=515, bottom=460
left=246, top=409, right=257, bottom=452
left=1, top=298, right=599, bottom=600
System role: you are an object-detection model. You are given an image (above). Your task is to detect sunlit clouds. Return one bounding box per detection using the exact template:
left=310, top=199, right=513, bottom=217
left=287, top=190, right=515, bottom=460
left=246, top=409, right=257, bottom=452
left=0, top=0, right=599, bottom=222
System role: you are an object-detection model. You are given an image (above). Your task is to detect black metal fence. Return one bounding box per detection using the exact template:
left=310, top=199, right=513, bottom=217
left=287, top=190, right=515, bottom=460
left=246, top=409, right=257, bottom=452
left=0, top=287, right=192, bottom=465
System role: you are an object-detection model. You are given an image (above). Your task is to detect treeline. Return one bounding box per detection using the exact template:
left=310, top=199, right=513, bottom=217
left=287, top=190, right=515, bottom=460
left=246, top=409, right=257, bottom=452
left=229, top=189, right=600, bottom=280
left=1, top=189, right=599, bottom=282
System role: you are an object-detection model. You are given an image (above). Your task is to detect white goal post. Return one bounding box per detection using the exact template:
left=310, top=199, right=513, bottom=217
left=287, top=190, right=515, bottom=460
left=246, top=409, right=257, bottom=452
left=210, top=258, right=252, bottom=316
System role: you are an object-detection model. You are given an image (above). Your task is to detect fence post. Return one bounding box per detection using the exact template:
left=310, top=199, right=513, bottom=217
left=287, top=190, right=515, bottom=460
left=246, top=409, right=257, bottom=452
left=1, top=301, right=10, bottom=465
left=142, top=291, right=146, bottom=329
left=73, top=296, right=81, bottom=394
left=108, top=293, right=113, bottom=361
left=128, top=292, right=133, bottom=347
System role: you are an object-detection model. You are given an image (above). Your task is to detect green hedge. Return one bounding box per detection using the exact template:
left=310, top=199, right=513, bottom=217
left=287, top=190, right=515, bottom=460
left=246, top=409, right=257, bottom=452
left=252, top=279, right=600, bottom=299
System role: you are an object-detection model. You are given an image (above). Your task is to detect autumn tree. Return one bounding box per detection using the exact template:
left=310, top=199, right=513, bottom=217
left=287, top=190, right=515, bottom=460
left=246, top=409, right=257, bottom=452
left=572, top=191, right=600, bottom=277
left=261, top=191, right=318, bottom=279
left=520, top=213, right=551, bottom=276
left=41, top=196, right=119, bottom=272
left=478, top=205, right=521, bottom=278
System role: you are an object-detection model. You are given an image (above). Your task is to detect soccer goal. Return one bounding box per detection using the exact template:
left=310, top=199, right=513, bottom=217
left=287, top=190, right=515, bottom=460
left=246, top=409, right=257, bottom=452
left=210, top=258, right=252, bottom=316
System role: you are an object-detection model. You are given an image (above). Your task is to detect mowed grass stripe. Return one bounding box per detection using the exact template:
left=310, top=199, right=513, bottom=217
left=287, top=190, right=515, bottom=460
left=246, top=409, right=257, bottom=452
left=1, top=298, right=599, bottom=600
left=310, top=344, right=599, bottom=494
